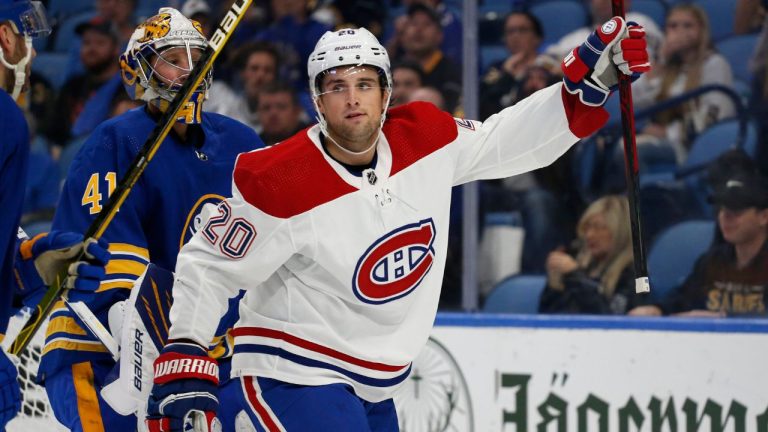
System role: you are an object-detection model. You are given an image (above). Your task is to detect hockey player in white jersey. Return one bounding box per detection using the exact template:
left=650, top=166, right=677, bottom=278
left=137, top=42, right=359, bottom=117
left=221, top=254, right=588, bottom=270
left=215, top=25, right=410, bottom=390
left=146, top=19, right=651, bottom=431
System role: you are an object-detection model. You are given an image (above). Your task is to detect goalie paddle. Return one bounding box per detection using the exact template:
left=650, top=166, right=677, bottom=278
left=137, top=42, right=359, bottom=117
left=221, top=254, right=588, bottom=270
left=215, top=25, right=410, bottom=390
left=9, top=0, right=254, bottom=356
left=612, top=0, right=650, bottom=294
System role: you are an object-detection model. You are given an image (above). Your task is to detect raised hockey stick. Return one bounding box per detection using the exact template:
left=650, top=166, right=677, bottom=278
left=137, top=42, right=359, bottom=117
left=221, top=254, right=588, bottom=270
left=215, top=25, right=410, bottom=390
left=8, top=0, right=253, bottom=356
left=612, top=0, right=650, bottom=294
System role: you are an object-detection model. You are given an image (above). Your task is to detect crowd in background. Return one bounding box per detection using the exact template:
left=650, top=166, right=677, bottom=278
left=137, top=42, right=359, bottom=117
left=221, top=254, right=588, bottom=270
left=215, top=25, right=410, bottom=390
left=18, top=0, right=768, bottom=317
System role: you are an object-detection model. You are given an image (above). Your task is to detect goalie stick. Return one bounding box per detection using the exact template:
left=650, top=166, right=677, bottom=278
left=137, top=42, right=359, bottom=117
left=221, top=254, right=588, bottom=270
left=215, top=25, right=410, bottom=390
left=8, top=0, right=254, bottom=356
left=612, top=0, right=650, bottom=294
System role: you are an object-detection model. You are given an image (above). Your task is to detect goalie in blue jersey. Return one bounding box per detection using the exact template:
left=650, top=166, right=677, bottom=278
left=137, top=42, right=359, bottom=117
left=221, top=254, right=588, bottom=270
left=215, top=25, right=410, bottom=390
left=37, top=7, right=265, bottom=432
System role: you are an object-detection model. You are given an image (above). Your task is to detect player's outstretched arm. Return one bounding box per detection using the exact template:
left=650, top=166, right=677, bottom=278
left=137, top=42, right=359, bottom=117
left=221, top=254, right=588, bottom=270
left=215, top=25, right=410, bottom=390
left=0, top=348, right=20, bottom=429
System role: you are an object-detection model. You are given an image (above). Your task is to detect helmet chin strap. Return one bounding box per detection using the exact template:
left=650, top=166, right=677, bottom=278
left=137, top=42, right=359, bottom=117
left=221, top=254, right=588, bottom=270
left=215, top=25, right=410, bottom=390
left=0, top=36, right=32, bottom=100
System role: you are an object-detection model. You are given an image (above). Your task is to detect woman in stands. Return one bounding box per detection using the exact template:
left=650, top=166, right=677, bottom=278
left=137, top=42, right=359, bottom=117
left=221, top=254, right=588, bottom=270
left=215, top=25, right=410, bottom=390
left=539, top=195, right=649, bottom=314
left=634, top=3, right=735, bottom=162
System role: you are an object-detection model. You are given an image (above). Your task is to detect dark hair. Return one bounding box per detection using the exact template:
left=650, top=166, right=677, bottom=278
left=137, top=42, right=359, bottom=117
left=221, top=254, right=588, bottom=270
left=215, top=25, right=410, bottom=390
left=407, top=3, right=442, bottom=28
left=392, top=60, right=425, bottom=84
left=259, top=81, right=300, bottom=106
left=505, top=11, right=544, bottom=39
left=230, top=41, right=280, bottom=72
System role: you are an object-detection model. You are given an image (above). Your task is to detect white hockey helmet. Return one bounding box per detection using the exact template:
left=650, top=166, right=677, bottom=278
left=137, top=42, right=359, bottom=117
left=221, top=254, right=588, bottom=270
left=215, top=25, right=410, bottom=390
left=307, top=28, right=392, bottom=133
left=119, top=7, right=210, bottom=124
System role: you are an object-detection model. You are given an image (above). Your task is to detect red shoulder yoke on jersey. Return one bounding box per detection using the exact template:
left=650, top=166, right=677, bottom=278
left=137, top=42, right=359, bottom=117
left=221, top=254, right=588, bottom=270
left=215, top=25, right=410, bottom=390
left=234, top=101, right=459, bottom=218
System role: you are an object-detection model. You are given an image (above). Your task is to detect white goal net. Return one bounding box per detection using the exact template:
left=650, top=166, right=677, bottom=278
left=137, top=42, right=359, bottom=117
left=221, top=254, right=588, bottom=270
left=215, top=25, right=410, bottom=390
left=2, top=309, right=66, bottom=431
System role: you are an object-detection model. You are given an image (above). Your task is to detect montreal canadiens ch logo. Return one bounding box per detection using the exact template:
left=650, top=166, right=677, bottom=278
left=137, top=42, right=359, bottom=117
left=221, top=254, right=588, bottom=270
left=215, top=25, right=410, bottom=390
left=601, top=20, right=617, bottom=34
left=352, top=219, right=437, bottom=304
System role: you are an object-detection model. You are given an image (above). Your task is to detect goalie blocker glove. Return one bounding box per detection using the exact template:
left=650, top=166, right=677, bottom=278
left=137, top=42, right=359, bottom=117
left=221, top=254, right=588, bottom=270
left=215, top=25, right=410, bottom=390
left=562, top=17, right=651, bottom=106
left=146, top=342, right=221, bottom=432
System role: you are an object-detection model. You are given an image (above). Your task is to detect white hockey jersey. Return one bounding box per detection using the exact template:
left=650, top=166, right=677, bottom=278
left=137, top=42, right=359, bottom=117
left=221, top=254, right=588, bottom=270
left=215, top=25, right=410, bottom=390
left=168, top=83, right=587, bottom=402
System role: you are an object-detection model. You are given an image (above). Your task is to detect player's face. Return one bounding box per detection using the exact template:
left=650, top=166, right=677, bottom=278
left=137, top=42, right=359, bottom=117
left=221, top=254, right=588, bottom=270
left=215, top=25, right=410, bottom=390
left=718, top=207, right=768, bottom=246
left=317, top=66, right=389, bottom=150
left=151, top=46, right=203, bottom=89
left=582, top=213, right=614, bottom=260
left=0, top=26, right=35, bottom=93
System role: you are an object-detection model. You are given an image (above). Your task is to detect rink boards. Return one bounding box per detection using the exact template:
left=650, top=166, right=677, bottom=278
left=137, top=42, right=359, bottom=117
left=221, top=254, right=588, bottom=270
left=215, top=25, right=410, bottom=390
left=393, top=314, right=768, bottom=432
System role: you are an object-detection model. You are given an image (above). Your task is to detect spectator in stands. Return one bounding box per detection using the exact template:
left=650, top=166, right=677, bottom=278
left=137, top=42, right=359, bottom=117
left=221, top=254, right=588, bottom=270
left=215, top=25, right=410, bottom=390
left=734, top=0, right=765, bottom=35
left=182, top=0, right=213, bottom=37
left=634, top=3, right=735, bottom=161
left=314, top=0, right=387, bottom=40
left=398, top=3, right=461, bottom=112
left=206, top=41, right=280, bottom=132
left=256, top=81, right=309, bottom=146
left=385, top=0, right=462, bottom=63
left=480, top=60, right=572, bottom=273
left=539, top=195, right=648, bottom=314
left=21, top=111, right=59, bottom=233
left=391, top=60, right=424, bottom=107
left=749, top=4, right=768, bottom=173
left=253, top=0, right=331, bottom=88
left=408, top=85, right=446, bottom=110
left=96, top=0, right=137, bottom=47
left=630, top=156, right=768, bottom=317
left=46, top=17, right=121, bottom=149
left=545, top=0, right=663, bottom=64
left=480, top=11, right=544, bottom=119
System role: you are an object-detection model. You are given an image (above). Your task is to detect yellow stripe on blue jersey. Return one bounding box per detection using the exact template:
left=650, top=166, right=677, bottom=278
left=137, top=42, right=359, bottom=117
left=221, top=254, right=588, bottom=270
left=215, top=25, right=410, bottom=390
left=72, top=362, right=107, bottom=432
left=47, top=316, right=89, bottom=336
left=105, top=259, right=147, bottom=277
left=43, top=339, right=111, bottom=356
left=95, top=280, right=135, bottom=292
left=108, top=243, right=150, bottom=261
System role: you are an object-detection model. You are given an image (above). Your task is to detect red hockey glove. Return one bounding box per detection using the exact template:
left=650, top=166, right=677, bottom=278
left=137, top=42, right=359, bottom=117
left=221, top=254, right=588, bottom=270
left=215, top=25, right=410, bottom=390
left=146, top=342, right=220, bottom=432
left=562, top=17, right=651, bottom=106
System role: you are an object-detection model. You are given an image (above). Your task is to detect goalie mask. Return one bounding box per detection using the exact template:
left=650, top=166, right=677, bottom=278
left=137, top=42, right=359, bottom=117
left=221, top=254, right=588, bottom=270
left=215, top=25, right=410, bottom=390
left=308, top=28, right=392, bottom=143
left=119, top=7, right=210, bottom=124
left=0, top=0, right=50, bottom=100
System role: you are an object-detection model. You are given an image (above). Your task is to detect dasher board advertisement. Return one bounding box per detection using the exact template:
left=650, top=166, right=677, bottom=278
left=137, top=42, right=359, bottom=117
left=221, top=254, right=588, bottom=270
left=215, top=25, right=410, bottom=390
left=393, top=314, right=768, bottom=432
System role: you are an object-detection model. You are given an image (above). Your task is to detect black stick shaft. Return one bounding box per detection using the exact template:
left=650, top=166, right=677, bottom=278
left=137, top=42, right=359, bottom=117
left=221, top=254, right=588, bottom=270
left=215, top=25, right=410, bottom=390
left=611, top=0, right=650, bottom=293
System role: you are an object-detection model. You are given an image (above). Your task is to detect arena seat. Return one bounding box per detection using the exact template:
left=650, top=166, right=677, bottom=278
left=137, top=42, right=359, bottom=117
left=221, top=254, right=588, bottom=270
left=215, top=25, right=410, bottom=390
left=483, top=274, right=547, bottom=314
left=648, top=220, right=715, bottom=301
